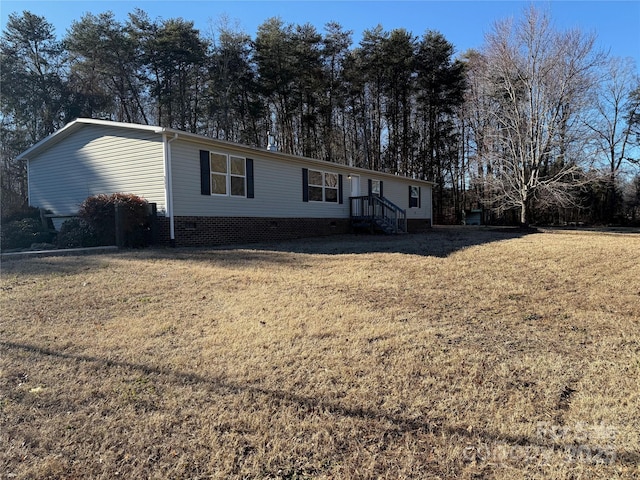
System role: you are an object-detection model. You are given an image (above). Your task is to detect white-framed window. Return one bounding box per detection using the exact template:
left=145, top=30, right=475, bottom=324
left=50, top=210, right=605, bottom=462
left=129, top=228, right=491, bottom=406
left=308, top=169, right=338, bottom=203
left=229, top=155, right=246, bottom=196
left=371, top=179, right=381, bottom=195
left=210, top=152, right=246, bottom=197
left=409, top=185, right=420, bottom=208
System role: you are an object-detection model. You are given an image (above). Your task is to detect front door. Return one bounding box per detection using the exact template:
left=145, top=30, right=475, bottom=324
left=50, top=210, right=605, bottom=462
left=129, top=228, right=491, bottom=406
left=350, top=175, right=361, bottom=216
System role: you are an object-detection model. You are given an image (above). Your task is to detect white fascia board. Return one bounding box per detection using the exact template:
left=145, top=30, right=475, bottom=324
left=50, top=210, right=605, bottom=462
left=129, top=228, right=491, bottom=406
left=16, top=118, right=164, bottom=161
left=16, top=119, right=81, bottom=161
left=70, top=117, right=162, bottom=132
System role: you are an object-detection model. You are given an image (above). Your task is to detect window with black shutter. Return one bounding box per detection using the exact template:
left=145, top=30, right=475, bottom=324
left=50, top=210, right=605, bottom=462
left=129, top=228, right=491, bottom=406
left=304, top=168, right=342, bottom=203
left=199, top=150, right=254, bottom=198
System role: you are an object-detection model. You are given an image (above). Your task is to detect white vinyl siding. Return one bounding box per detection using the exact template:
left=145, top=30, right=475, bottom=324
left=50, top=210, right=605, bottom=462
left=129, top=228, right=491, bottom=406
left=365, top=177, right=431, bottom=220
left=25, top=120, right=432, bottom=223
left=28, top=125, right=165, bottom=215
left=171, top=141, right=350, bottom=218
left=170, top=139, right=432, bottom=220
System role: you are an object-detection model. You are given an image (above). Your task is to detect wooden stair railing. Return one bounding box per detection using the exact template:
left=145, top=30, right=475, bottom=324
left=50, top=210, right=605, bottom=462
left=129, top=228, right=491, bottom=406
left=349, top=195, right=407, bottom=234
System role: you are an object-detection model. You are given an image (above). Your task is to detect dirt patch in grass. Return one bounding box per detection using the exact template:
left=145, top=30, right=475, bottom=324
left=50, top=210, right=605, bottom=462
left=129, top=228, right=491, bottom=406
left=1, top=227, right=639, bottom=479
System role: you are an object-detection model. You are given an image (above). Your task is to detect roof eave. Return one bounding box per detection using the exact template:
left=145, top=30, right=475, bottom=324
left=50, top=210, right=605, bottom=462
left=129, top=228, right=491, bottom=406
left=16, top=118, right=165, bottom=161
left=16, top=118, right=435, bottom=186
left=169, top=130, right=435, bottom=185
left=16, top=119, right=80, bottom=161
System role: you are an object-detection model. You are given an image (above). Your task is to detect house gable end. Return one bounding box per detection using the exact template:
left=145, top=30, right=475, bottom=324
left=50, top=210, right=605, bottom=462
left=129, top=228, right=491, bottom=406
left=27, top=124, right=166, bottom=216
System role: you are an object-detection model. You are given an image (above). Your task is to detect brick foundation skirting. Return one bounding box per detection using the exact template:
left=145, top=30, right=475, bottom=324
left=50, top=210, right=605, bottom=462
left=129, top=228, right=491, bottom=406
left=154, top=216, right=350, bottom=247
left=153, top=216, right=431, bottom=247
left=407, top=218, right=433, bottom=233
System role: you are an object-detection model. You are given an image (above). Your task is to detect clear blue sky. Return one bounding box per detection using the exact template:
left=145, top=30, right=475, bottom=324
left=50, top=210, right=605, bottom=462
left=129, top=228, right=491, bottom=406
left=1, top=0, right=639, bottom=66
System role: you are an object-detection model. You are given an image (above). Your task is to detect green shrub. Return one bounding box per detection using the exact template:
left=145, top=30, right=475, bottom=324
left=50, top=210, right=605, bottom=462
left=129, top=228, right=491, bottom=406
left=1, top=205, right=43, bottom=224
left=78, top=193, right=150, bottom=247
left=56, top=218, right=99, bottom=248
left=78, top=194, right=117, bottom=245
left=1, top=217, right=53, bottom=251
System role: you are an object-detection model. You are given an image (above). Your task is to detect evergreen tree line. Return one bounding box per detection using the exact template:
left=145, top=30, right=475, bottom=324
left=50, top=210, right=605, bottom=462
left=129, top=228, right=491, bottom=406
left=2, top=8, right=639, bottom=224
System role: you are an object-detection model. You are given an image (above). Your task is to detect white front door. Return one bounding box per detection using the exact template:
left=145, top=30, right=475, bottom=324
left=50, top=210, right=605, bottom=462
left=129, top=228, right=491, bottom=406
left=350, top=175, right=361, bottom=216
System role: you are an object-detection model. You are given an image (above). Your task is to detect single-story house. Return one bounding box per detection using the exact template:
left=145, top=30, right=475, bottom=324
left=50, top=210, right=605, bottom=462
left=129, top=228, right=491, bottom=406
left=17, top=118, right=433, bottom=247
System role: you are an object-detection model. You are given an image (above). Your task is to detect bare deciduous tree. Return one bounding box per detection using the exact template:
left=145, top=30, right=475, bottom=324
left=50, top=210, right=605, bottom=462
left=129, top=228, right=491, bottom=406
left=584, top=57, right=640, bottom=218
left=478, top=6, right=604, bottom=225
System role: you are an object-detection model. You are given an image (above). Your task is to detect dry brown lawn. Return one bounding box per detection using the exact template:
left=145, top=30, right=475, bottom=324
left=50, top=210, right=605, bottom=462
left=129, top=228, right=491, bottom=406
left=1, top=227, right=639, bottom=479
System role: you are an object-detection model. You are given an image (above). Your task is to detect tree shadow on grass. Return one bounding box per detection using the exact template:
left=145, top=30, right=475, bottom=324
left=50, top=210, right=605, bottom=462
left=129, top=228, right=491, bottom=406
left=184, top=225, right=540, bottom=259
left=0, top=226, right=540, bottom=277
left=2, top=339, right=633, bottom=471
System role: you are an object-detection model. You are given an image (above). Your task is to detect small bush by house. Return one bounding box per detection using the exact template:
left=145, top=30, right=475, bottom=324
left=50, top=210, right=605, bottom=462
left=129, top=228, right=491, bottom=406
left=78, top=193, right=151, bottom=247
left=1, top=205, right=42, bottom=224
left=56, top=218, right=99, bottom=249
left=1, top=217, right=54, bottom=251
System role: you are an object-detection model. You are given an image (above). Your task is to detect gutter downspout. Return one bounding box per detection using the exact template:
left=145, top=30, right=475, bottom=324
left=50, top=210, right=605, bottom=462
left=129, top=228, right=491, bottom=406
left=162, top=132, right=179, bottom=247
left=26, top=158, right=31, bottom=208
left=430, top=184, right=434, bottom=227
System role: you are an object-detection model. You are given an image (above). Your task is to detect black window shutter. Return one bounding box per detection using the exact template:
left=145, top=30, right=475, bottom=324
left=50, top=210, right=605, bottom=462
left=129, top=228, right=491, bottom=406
left=380, top=181, right=384, bottom=198
left=368, top=179, right=372, bottom=196
left=338, top=174, right=343, bottom=204
left=418, top=186, right=422, bottom=208
left=246, top=158, right=254, bottom=198
left=408, top=185, right=412, bottom=206
left=200, top=150, right=210, bottom=195
left=302, top=168, right=309, bottom=202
